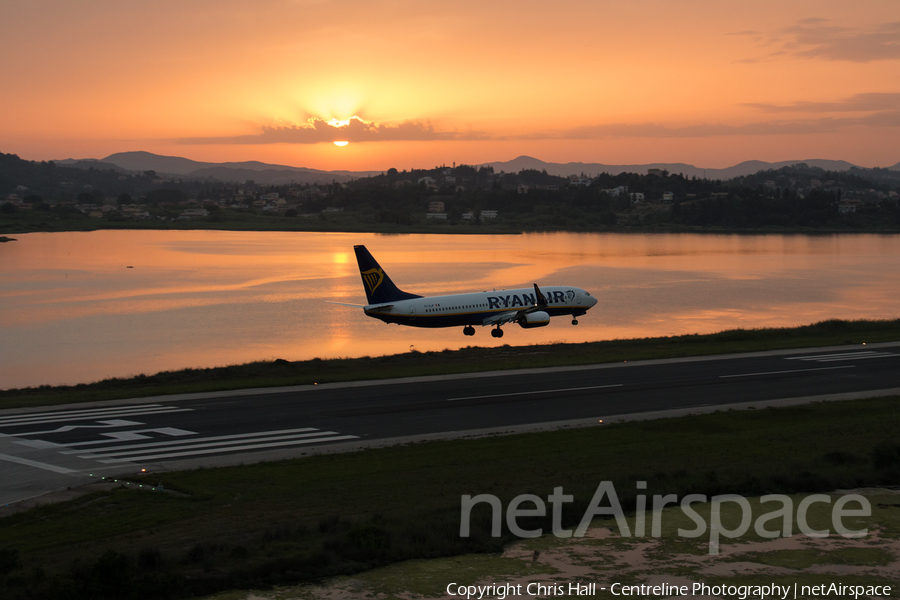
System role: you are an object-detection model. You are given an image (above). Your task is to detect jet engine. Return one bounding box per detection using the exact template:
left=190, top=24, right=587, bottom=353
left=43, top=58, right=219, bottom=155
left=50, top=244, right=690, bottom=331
left=517, top=311, right=550, bottom=328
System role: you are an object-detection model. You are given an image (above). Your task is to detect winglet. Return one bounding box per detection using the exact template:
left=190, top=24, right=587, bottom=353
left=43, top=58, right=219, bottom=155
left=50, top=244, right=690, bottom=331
left=533, top=283, right=548, bottom=307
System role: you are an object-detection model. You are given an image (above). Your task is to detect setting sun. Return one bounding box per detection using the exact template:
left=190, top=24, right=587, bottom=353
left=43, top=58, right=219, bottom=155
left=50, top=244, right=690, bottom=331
left=1, top=1, right=898, bottom=170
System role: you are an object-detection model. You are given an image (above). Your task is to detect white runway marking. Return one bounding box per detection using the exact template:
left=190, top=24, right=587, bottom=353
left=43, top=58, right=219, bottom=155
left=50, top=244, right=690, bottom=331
left=65, top=428, right=197, bottom=446
left=785, top=351, right=899, bottom=363
left=2, top=401, right=358, bottom=465
left=15, top=419, right=143, bottom=436
left=52, top=427, right=360, bottom=463
left=0, top=452, right=82, bottom=475
left=720, top=365, right=855, bottom=378
left=61, top=427, right=320, bottom=454
left=0, top=404, right=193, bottom=428
left=447, top=384, right=623, bottom=402
left=95, top=435, right=359, bottom=463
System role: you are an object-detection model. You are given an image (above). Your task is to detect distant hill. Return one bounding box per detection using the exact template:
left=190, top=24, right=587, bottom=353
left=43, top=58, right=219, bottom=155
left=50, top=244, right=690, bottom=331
left=53, top=158, right=133, bottom=174
left=50, top=151, right=887, bottom=184
left=101, top=151, right=209, bottom=175
left=93, top=151, right=381, bottom=185
left=482, top=156, right=861, bottom=179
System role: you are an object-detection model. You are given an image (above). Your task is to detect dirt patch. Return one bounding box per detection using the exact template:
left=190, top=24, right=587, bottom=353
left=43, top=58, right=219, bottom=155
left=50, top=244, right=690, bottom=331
left=200, top=489, right=900, bottom=600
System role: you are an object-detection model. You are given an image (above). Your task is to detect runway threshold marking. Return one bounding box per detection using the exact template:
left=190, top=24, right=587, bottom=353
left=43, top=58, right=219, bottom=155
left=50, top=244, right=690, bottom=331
left=93, top=434, right=360, bottom=463
left=65, top=428, right=326, bottom=456
left=720, top=365, right=855, bottom=379
left=56, top=427, right=360, bottom=463
left=0, top=404, right=192, bottom=428
left=447, top=384, right=623, bottom=402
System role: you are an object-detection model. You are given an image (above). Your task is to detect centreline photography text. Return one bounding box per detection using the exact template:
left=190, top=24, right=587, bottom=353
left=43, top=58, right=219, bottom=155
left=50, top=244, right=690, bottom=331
left=445, top=581, right=893, bottom=599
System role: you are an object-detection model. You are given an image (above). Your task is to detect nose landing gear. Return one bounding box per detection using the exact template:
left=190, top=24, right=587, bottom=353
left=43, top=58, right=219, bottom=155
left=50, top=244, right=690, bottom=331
left=572, top=318, right=579, bottom=325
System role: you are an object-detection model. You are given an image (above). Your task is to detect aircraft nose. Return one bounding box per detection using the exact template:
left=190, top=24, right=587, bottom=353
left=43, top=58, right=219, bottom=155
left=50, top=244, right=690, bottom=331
left=589, top=294, right=598, bottom=307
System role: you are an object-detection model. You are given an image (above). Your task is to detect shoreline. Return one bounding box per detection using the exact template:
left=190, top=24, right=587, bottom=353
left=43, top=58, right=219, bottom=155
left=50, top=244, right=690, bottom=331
left=2, top=221, right=900, bottom=237
left=3, top=318, right=899, bottom=409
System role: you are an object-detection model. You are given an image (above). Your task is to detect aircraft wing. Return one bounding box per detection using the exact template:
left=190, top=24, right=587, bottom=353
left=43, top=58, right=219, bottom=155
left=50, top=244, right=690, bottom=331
left=481, top=310, right=520, bottom=326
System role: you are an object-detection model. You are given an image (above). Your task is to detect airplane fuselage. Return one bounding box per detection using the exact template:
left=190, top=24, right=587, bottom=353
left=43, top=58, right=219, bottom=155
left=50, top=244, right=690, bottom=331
left=364, top=286, right=595, bottom=328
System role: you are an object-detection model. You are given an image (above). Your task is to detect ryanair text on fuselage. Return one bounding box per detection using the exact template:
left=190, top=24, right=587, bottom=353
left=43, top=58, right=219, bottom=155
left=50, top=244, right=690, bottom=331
left=353, top=245, right=598, bottom=338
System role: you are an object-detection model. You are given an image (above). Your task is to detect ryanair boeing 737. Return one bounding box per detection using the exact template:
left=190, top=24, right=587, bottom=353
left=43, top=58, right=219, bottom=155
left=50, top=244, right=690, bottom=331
left=353, top=245, right=598, bottom=338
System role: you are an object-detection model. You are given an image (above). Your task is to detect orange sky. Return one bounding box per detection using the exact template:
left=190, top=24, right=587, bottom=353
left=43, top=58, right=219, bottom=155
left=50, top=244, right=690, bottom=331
left=2, top=0, right=899, bottom=171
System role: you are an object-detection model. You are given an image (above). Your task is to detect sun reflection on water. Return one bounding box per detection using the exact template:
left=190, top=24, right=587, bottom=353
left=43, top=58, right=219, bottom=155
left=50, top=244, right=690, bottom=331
left=1, top=230, right=898, bottom=388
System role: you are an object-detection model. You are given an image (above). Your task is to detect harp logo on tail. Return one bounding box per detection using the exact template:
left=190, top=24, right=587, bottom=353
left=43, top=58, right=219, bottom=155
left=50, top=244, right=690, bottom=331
left=362, top=268, right=384, bottom=294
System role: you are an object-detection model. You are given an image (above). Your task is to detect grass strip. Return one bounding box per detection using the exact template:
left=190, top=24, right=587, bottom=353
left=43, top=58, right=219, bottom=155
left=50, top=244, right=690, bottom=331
left=2, top=318, right=900, bottom=409
left=0, top=394, right=899, bottom=599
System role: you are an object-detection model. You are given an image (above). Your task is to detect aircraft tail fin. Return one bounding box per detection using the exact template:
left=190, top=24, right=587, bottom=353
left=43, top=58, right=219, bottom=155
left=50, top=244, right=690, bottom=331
left=354, top=245, right=422, bottom=305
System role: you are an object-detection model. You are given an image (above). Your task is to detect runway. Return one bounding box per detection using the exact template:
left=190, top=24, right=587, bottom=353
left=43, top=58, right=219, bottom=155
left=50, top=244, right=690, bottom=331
left=2, top=342, right=899, bottom=506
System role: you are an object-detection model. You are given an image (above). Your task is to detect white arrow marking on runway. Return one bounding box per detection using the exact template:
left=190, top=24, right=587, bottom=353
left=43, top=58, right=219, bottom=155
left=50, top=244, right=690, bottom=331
left=15, top=419, right=143, bottom=436
left=65, top=427, right=198, bottom=446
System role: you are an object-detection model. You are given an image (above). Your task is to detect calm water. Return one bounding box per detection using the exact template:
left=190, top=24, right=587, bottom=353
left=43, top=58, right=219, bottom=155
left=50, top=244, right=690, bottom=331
left=1, top=230, right=898, bottom=389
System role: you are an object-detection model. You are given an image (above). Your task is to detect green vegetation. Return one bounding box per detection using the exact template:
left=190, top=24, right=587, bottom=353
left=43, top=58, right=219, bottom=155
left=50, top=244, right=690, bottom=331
left=1, top=394, right=899, bottom=599
left=253, top=491, right=900, bottom=600
left=3, top=318, right=899, bottom=409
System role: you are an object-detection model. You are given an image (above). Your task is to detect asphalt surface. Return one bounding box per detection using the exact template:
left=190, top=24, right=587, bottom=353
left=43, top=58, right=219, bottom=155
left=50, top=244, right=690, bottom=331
left=2, top=342, right=899, bottom=506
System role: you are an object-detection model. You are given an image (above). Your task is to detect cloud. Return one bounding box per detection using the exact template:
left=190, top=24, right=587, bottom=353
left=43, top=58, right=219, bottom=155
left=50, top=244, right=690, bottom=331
left=738, top=19, right=900, bottom=63
left=547, top=121, right=845, bottom=139
left=180, top=116, right=486, bottom=145
left=528, top=110, right=900, bottom=141
left=787, top=20, right=900, bottom=62
left=744, top=92, right=900, bottom=113
left=179, top=97, right=900, bottom=148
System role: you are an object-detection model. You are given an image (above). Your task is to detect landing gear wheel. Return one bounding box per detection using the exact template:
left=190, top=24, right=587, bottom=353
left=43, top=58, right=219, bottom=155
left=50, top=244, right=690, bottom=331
left=491, top=328, right=504, bottom=338
left=463, top=325, right=475, bottom=336
left=572, top=318, right=579, bottom=325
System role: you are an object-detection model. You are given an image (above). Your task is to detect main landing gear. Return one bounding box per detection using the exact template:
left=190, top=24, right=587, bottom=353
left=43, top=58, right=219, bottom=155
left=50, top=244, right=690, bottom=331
left=462, top=325, right=504, bottom=338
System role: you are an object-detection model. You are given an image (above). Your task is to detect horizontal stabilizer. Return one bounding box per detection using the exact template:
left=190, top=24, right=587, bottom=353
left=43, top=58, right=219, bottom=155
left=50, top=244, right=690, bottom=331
left=365, top=304, right=394, bottom=312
